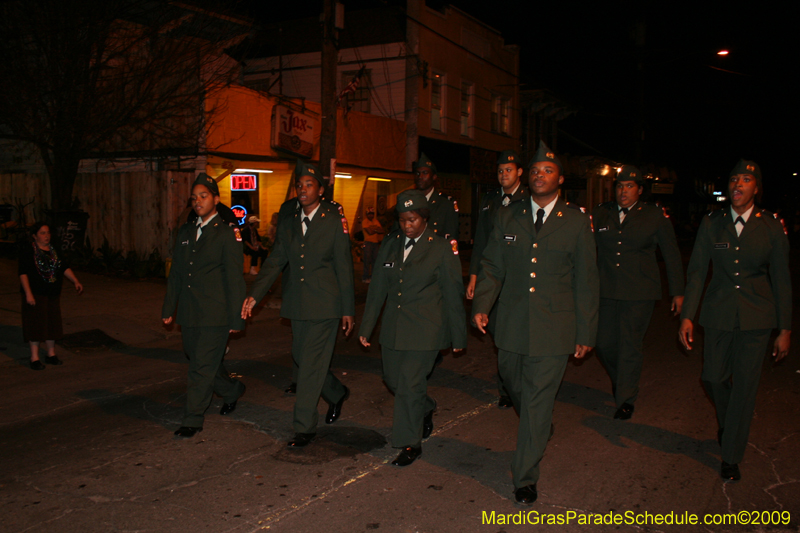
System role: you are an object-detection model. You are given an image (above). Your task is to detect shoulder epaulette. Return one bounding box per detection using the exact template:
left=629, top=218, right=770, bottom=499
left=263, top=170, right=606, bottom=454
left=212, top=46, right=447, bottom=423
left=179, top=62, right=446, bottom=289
left=708, top=210, right=723, bottom=218
left=564, top=202, right=586, bottom=213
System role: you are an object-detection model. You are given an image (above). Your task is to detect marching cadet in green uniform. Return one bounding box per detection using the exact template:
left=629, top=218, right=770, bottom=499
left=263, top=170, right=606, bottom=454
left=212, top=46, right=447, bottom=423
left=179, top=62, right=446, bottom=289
left=411, top=153, right=460, bottom=240
left=242, top=160, right=355, bottom=448
left=679, top=159, right=791, bottom=482
left=276, top=168, right=347, bottom=396
left=359, top=190, right=467, bottom=467
left=162, top=173, right=247, bottom=438
left=472, top=141, right=599, bottom=504
left=467, top=149, right=527, bottom=409
left=593, top=165, right=685, bottom=420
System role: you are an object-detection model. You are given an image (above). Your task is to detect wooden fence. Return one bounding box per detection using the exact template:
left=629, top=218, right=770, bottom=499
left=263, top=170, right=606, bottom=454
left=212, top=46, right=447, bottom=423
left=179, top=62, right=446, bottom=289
left=1, top=170, right=195, bottom=257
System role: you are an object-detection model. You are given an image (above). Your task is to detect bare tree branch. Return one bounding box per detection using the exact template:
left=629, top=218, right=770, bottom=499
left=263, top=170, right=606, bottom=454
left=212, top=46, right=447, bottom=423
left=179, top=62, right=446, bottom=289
left=0, top=0, right=250, bottom=210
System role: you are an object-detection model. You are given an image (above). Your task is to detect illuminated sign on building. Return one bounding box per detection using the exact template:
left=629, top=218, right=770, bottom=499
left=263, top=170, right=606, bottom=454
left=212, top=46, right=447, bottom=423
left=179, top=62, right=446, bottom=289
left=231, top=174, right=257, bottom=191
left=231, top=205, right=248, bottom=225
left=271, top=105, right=318, bottom=158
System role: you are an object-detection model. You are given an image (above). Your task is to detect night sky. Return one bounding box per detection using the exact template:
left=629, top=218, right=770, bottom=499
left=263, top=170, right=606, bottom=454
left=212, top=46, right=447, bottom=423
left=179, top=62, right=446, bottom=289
left=238, top=1, right=799, bottom=201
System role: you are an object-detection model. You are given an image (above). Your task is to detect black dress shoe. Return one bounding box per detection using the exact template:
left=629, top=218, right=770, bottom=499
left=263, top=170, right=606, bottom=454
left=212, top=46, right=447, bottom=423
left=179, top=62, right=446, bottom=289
left=30, top=360, right=46, bottom=371
left=423, top=409, right=434, bottom=439
left=613, top=403, right=634, bottom=420
left=287, top=432, right=316, bottom=448
left=498, top=395, right=513, bottom=409
left=391, top=446, right=422, bottom=467
left=174, top=426, right=203, bottom=438
left=514, top=484, right=538, bottom=505
left=220, top=400, right=237, bottom=416
left=721, top=461, right=741, bottom=482
left=220, top=385, right=245, bottom=415
left=325, top=386, right=349, bottom=424
left=45, top=355, right=63, bottom=365
left=284, top=382, right=297, bottom=395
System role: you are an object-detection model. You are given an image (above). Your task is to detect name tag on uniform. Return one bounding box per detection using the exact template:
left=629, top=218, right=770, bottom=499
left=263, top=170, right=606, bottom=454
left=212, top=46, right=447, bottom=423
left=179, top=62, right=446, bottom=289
left=503, top=234, right=517, bottom=242
left=383, top=262, right=395, bottom=268
left=714, top=243, right=730, bottom=249
left=598, top=226, right=609, bottom=232
left=181, top=240, right=189, bottom=245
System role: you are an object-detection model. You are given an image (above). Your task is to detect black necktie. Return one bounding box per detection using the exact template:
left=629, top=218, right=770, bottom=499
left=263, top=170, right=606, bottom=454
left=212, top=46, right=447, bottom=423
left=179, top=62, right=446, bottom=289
left=502, top=193, right=512, bottom=206
left=534, top=208, right=545, bottom=233
left=405, top=238, right=415, bottom=249
left=302, top=217, right=310, bottom=227
left=735, top=216, right=745, bottom=226
left=620, top=207, right=629, bottom=215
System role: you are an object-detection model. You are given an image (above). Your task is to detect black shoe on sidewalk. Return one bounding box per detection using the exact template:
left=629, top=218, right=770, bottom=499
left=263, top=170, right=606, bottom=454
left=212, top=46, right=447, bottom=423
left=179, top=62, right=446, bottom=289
left=391, top=446, right=421, bottom=467
left=174, top=426, right=203, bottom=438
left=325, top=386, right=350, bottom=424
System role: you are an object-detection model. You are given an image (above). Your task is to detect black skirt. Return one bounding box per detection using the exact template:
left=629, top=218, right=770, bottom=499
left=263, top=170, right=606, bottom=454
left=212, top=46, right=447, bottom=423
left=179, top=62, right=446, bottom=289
left=21, top=293, right=63, bottom=343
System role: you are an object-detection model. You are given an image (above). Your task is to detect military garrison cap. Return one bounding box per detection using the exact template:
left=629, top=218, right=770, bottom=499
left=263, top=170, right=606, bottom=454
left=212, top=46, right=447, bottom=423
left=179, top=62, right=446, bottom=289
left=730, top=159, right=762, bottom=190
left=396, top=189, right=429, bottom=213
left=616, top=165, right=644, bottom=184
left=528, top=141, right=563, bottom=172
left=193, top=173, right=220, bottom=196
left=414, top=152, right=437, bottom=174
left=295, top=159, right=325, bottom=187
left=497, top=150, right=521, bottom=166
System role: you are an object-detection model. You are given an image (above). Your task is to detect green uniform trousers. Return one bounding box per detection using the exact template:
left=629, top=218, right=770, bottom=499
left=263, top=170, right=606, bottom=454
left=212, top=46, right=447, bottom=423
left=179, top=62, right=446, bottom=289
left=595, top=298, right=655, bottom=408
left=291, top=319, right=347, bottom=434
left=486, top=305, right=511, bottom=399
left=702, top=326, right=771, bottom=464
left=498, top=350, right=569, bottom=488
left=181, top=326, right=244, bottom=427
left=382, top=347, right=438, bottom=448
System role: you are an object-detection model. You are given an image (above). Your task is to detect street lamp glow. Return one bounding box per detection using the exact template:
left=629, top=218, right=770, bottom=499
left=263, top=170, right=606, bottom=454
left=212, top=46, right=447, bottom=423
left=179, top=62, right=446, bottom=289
left=235, top=168, right=273, bottom=173
left=717, top=50, right=729, bottom=56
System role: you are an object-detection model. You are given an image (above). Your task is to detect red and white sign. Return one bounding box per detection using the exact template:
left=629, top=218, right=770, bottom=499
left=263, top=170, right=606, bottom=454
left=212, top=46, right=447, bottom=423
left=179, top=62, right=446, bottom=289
left=271, top=105, right=318, bottom=158
left=231, top=174, right=257, bottom=191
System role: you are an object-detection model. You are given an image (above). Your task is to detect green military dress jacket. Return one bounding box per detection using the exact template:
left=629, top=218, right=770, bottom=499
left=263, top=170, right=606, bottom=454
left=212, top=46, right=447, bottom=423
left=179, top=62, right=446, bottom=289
left=681, top=208, right=791, bottom=331
left=162, top=215, right=246, bottom=330
left=469, top=186, right=528, bottom=276
left=249, top=201, right=355, bottom=320
left=359, top=226, right=467, bottom=351
left=427, top=189, right=460, bottom=240
left=473, top=195, right=599, bottom=356
left=593, top=201, right=684, bottom=300
left=278, top=197, right=343, bottom=223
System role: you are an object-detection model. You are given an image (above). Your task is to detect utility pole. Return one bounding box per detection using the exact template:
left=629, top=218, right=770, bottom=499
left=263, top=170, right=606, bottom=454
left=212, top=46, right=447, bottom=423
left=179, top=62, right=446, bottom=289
left=320, top=0, right=339, bottom=198
left=633, top=14, right=646, bottom=164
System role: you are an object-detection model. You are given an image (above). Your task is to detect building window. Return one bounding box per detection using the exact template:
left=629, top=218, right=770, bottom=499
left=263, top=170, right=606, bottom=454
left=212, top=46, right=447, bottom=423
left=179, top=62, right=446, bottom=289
left=431, top=72, right=445, bottom=132
left=244, top=77, right=273, bottom=93
left=460, top=81, right=473, bottom=137
left=340, top=69, right=371, bottom=114
left=491, top=96, right=510, bottom=135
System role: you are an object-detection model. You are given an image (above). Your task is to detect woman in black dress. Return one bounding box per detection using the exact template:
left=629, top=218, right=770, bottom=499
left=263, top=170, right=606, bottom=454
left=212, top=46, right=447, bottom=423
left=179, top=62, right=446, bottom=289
left=19, top=222, right=83, bottom=370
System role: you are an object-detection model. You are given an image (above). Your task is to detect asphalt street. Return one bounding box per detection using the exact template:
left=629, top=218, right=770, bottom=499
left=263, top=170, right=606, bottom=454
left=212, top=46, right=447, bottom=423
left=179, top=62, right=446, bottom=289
left=1, top=253, right=799, bottom=533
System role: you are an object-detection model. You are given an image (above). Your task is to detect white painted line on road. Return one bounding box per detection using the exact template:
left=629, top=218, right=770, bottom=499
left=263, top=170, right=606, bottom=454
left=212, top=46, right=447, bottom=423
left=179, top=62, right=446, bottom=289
left=247, top=401, right=498, bottom=532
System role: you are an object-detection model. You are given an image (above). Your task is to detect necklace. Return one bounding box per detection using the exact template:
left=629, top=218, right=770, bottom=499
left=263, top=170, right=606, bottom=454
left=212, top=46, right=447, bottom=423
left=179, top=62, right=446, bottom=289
left=33, top=243, right=60, bottom=283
